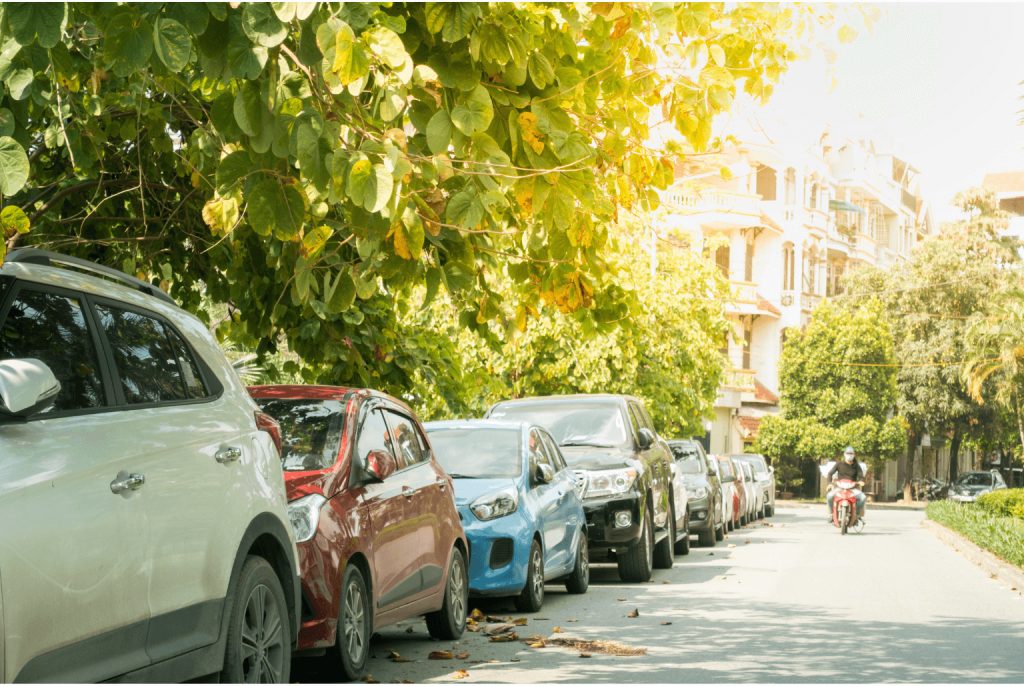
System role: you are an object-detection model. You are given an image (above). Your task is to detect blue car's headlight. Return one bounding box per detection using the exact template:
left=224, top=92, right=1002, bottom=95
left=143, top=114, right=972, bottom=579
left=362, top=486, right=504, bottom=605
left=471, top=488, right=519, bottom=521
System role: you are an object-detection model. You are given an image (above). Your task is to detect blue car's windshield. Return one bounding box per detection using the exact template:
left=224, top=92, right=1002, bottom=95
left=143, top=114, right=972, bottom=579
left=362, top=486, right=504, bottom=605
left=427, top=428, right=522, bottom=478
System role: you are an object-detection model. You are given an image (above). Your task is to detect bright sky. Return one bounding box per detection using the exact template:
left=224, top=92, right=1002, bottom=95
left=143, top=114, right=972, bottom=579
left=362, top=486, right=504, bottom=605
left=732, top=2, right=1024, bottom=224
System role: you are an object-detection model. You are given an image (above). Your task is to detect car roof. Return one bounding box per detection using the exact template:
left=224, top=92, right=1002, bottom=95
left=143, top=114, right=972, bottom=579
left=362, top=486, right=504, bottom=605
left=248, top=385, right=417, bottom=415
left=423, top=419, right=531, bottom=433
left=489, top=393, right=640, bottom=407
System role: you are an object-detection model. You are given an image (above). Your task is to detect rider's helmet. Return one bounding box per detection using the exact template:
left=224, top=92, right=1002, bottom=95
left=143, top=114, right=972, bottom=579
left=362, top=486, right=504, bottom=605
left=843, top=446, right=856, bottom=463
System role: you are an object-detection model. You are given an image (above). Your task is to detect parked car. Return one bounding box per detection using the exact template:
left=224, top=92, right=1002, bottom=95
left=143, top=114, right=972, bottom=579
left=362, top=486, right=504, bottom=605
left=738, top=460, right=761, bottom=522
left=709, top=455, right=735, bottom=532
left=948, top=470, right=1008, bottom=503
left=731, top=453, right=776, bottom=517
left=424, top=420, right=589, bottom=611
left=668, top=439, right=724, bottom=546
left=486, top=394, right=687, bottom=582
left=717, top=455, right=746, bottom=528
left=0, top=249, right=299, bottom=683
left=249, top=385, right=468, bottom=681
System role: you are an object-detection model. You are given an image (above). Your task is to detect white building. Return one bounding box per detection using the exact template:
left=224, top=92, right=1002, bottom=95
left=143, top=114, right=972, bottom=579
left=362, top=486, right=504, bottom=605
left=656, top=132, right=932, bottom=497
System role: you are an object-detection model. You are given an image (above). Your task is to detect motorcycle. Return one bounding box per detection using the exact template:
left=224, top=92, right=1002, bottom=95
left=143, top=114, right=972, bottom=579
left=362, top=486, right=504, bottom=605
left=830, top=478, right=865, bottom=535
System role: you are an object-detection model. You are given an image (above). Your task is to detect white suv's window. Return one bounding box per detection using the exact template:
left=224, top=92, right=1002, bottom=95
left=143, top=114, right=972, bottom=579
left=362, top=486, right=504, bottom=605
left=94, top=303, right=194, bottom=405
left=0, top=287, right=106, bottom=411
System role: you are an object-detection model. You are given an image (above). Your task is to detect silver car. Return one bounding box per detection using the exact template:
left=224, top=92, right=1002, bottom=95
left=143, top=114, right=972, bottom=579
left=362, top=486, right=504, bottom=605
left=948, top=470, right=1007, bottom=503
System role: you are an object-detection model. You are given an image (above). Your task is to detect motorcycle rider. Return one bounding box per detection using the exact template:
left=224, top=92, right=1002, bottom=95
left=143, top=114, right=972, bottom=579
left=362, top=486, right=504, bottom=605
left=826, top=446, right=866, bottom=522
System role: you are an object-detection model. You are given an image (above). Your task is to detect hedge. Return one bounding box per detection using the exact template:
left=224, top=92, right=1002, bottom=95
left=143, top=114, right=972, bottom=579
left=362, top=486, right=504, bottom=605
left=926, top=501, right=1024, bottom=569
left=976, top=489, right=1024, bottom=520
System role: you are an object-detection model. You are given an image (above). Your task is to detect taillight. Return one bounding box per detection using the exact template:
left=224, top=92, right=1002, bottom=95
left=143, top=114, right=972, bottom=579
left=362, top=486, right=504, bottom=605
left=255, top=411, right=283, bottom=456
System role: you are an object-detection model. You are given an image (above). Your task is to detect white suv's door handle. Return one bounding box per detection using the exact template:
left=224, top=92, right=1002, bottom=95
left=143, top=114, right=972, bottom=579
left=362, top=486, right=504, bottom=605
left=215, top=447, right=243, bottom=464
left=110, top=472, right=145, bottom=494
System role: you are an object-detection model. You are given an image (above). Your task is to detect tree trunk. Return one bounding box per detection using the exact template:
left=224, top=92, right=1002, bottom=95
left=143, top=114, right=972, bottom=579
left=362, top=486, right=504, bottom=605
left=902, top=430, right=917, bottom=502
left=947, top=430, right=963, bottom=484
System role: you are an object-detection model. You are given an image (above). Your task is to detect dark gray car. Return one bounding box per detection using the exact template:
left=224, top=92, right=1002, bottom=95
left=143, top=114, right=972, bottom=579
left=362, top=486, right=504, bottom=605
left=668, top=440, right=724, bottom=546
left=730, top=453, right=776, bottom=517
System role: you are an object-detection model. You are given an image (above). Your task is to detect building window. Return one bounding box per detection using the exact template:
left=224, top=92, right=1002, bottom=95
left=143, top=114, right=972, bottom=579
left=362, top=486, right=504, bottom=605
left=742, top=325, right=752, bottom=370
left=744, top=240, right=754, bottom=281
left=756, top=165, right=777, bottom=201
left=782, top=242, right=795, bottom=291
left=715, top=244, right=730, bottom=277
left=785, top=168, right=797, bottom=205
left=803, top=253, right=817, bottom=294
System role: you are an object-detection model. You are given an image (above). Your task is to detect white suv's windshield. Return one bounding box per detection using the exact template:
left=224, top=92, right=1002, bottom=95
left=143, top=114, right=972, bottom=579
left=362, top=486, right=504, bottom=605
left=488, top=401, right=629, bottom=449
left=255, top=399, right=346, bottom=472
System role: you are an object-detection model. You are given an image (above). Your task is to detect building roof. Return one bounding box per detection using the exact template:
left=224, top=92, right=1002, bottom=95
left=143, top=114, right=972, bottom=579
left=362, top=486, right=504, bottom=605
left=757, top=297, right=781, bottom=317
left=982, top=171, right=1024, bottom=196
left=753, top=380, right=779, bottom=405
left=736, top=415, right=761, bottom=440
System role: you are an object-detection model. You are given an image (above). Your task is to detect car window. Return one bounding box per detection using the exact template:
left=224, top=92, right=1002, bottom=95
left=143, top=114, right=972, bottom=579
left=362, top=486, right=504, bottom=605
left=994, top=472, right=1006, bottom=487
left=670, top=442, right=705, bottom=474
left=427, top=427, right=521, bottom=478
left=717, top=458, right=734, bottom=479
left=383, top=410, right=425, bottom=469
left=0, top=287, right=106, bottom=411
left=166, top=327, right=209, bottom=399
left=626, top=403, right=643, bottom=441
left=636, top=403, right=656, bottom=431
left=528, top=429, right=554, bottom=486
left=255, top=399, right=345, bottom=471
left=540, top=432, right=568, bottom=471
left=488, top=401, right=630, bottom=450
left=94, top=304, right=190, bottom=405
left=356, top=408, right=395, bottom=473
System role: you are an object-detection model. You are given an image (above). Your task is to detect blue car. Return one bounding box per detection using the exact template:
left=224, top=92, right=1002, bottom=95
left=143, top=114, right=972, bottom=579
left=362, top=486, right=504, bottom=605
left=424, top=419, right=589, bottom=611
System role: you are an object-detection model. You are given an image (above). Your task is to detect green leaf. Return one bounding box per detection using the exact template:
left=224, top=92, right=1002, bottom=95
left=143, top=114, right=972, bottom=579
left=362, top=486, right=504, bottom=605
left=0, top=109, right=13, bottom=137
left=302, top=224, right=333, bottom=258
left=233, top=82, right=271, bottom=137
left=242, top=3, right=288, bottom=48
left=446, top=186, right=484, bottom=229
left=709, top=43, right=726, bottom=67
left=103, top=11, right=154, bottom=78
left=364, top=25, right=407, bottom=69
left=327, top=269, right=356, bottom=312
left=0, top=136, right=29, bottom=196
left=426, top=109, right=452, bottom=154
left=379, top=88, right=406, bottom=122
left=295, top=120, right=328, bottom=190
left=6, top=3, right=67, bottom=49
left=5, top=68, right=33, bottom=101
left=424, top=3, right=479, bottom=43
left=227, top=16, right=268, bottom=80
left=450, top=84, right=493, bottom=136
left=216, top=151, right=252, bottom=191
left=527, top=51, right=554, bottom=89
left=0, top=205, right=29, bottom=235
left=271, top=3, right=298, bottom=22
left=201, top=193, right=240, bottom=234
left=166, top=3, right=210, bottom=35
left=153, top=17, right=192, bottom=72
left=347, top=158, right=393, bottom=213
left=354, top=271, right=377, bottom=299
left=246, top=179, right=307, bottom=240
left=324, top=20, right=369, bottom=86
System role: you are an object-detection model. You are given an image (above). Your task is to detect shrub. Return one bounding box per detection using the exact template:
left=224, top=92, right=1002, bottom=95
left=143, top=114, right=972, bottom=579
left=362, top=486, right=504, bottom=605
left=926, top=501, right=1024, bottom=568
left=976, top=489, right=1024, bottom=519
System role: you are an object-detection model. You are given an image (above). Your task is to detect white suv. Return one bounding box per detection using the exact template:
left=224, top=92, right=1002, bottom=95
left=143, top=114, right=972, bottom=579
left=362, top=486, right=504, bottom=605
left=0, top=249, right=299, bottom=683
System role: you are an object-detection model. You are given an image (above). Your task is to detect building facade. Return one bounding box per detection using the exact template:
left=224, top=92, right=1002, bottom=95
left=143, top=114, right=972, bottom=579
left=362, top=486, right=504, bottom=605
left=656, top=133, right=932, bottom=497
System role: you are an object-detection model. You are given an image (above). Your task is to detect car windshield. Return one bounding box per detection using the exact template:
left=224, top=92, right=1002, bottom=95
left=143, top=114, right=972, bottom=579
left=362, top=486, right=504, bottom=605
left=488, top=401, right=629, bottom=450
left=255, top=399, right=345, bottom=472
left=734, top=455, right=768, bottom=476
left=956, top=473, right=992, bottom=487
left=670, top=443, right=704, bottom=474
left=427, top=428, right=522, bottom=478
left=717, top=458, right=734, bottom=478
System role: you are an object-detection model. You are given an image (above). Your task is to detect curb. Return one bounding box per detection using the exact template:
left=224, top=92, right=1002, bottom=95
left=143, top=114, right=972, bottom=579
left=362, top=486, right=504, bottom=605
left=922, top=518, right=1024, bottom=597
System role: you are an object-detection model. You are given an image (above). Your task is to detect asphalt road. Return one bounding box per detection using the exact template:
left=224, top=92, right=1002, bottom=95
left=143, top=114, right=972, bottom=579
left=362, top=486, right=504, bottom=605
left=295, top=505, right=1024, bottom=683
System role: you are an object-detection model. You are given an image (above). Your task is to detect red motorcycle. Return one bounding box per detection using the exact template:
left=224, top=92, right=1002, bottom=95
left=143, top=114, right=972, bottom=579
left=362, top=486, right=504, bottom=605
left=831, top=478, right=865, bottom=535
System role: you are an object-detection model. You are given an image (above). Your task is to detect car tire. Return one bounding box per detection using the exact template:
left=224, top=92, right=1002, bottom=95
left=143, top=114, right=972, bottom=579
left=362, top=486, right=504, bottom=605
left=698, top=522, right=716, bottom=547
left=220, top=556, right=291, bottom=684
left=674, top=511, right=690, bottom=555
left=766, top=503, right=774, bottom=517
left=617, top=507, right=654, bottom=582
left=331, top=563, right=371, bottom=681
left=426, top=547, right=468, bottom=639
left=652, top=503, right=675, bottom=570
left=564, top=533, right=589, bottom=595
left=515, top=540, right=545, bottom=612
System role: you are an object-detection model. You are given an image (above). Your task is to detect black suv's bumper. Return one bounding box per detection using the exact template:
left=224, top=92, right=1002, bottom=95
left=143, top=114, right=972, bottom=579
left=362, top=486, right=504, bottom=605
left=582, top=491, right=642, bottom=549
left=688, top=496, right=713, bottom=531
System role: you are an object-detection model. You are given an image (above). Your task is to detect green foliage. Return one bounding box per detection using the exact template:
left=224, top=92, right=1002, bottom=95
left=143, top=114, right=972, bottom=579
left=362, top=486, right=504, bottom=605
left=976, top=489, right=1024, bottom=520
left=0, top=1, right=843, bottom=392
left=927, top=500, right=1024, bottom=568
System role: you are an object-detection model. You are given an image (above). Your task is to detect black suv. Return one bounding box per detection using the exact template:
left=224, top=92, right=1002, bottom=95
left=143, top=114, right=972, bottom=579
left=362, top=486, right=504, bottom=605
left=486, top=394, right=686, bottom=582
left=668, top=439, right=724, bottom=546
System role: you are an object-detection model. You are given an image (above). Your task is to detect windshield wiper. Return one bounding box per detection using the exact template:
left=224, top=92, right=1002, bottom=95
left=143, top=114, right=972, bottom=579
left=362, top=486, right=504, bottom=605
left=560, top=440, right=616, bottom=448
left=446, top=473, right=483, bottom=479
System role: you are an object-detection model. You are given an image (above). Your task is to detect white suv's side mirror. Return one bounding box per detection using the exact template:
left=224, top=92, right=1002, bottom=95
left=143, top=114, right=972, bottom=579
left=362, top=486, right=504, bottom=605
left=0, top=358, right=61, bottom=418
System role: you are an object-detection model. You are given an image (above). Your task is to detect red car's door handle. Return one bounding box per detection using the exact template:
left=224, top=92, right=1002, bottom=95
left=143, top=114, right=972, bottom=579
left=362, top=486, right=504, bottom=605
left=435, top=478, right=447, bottom=491
left=402, top=485, right=415, bottom=499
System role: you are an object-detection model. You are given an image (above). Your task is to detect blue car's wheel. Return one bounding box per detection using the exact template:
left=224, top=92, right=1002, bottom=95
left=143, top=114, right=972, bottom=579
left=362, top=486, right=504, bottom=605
left=564, top=533, right=589, bottom=594
left=515, top=541, right=544, bottom=612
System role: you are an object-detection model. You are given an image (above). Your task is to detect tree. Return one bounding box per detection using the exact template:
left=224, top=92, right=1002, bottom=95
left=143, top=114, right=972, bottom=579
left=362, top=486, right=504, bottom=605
left=754, top=298, right=907, bottom=495
left=0, top=2, right=847, bottom=391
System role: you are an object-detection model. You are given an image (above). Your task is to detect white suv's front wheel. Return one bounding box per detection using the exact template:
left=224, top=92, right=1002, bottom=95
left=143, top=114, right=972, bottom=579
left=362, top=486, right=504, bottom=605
left=221, top=556, right=292, bottom=683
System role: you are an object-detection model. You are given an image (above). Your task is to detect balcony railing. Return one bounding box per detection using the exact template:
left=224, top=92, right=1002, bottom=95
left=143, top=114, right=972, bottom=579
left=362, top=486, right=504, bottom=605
left=721, top=368, right=757, bottom=392
left=730, top=280, right=758, bottom=303
left=801, top=292, right=822, bottom=313
left=667, top=189, right=761, bottom=216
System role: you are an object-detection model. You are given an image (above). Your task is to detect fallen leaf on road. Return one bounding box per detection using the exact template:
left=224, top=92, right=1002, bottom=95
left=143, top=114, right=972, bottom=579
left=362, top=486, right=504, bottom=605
left=361, top=676, right=379, bottom=684
left=526, top=638, right=546, bottom=649
left=510, top=658, right=520, bottom=663
left=484, top=623, right=516, bottom=636
left=662, top=580, right=670, bottom=584
left=744, top=540, right=751, bottom=544
left=389, top=651, right=401, bottom=660
left=428, top=651, right=454, bottom=660
left=453, top=669, right=470, bottom=680
left=707, top=552, right=714, bottom=556
left=470, top=609, right=485, bottom=621
left=616, top=597, right=627, bottom=602
left=510, top=617, right=529, bottom=626
left=456, top=652, right=469, bottom=659
left=489, top=632, right=519, bottom=642
left=580, top=653, right=592, bottom=658
left=550, top=638, right=646, bottom=656
left=567, top=618, right=578, bottom=622
left=553, top=626, right=564, bottom=633
left=627, top=608, right=639, bottom=618
left=660, top=621, right=672, bottom=626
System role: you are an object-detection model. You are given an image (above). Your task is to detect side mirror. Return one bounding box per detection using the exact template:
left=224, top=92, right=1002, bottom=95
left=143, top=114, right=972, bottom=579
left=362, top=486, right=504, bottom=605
left=536, top=463, right=555, bottom=485
left=363, top=449, right=397, bottom=483
left=637, top=427, right=655, bottom=450
left=0, top=359, right=60, bottom=418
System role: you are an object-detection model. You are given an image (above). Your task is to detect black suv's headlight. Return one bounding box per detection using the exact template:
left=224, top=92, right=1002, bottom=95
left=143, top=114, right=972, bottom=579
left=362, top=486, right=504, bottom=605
left=584, top=468, right=638, bottom=499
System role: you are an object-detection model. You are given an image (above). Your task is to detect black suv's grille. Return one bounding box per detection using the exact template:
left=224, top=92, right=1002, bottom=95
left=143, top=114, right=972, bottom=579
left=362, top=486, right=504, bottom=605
left=489, top=538, right=514, bottom=568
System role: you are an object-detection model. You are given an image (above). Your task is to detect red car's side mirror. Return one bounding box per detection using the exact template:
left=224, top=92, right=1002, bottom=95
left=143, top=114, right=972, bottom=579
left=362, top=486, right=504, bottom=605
left=364, top=450, right=397, bottom=483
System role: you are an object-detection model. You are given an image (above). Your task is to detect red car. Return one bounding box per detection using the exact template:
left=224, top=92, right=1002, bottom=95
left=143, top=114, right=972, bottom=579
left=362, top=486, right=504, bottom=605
left=249, top=385, right=468, bottom=681
left=716, top=455, right=746, bottom=529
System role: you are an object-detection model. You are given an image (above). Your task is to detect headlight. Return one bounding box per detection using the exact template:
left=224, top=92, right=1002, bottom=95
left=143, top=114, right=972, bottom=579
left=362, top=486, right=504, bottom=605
left=690, top=486, right=709, bottom=500
left=585, top=468, right=638, bottom=499
left=471, top=488, right=519, bottom=521
left=288, top=493, right=327, bottom=543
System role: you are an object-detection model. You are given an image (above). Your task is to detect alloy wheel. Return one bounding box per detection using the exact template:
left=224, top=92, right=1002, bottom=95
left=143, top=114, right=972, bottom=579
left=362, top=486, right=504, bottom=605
left=343, top=577, right=367, bottom=665
left=240, top=583, right=286, bottom=683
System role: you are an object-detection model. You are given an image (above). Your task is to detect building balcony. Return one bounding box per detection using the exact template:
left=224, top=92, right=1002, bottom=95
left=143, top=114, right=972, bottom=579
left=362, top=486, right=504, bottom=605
left=725, top=281, right=781, bottom=319
left=664, top=189, right=762, bottom=229
left=721, top=368, right=757, bottom=392
left=801, top=291, right=822, bottom=313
